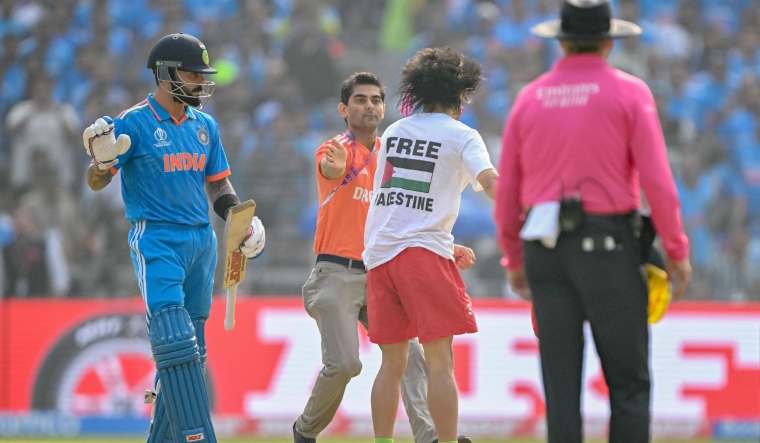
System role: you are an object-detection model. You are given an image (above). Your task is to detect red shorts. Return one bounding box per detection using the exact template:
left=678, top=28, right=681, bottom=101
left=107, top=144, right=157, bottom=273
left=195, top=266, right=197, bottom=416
left=367, top=247, right=478, bottom=344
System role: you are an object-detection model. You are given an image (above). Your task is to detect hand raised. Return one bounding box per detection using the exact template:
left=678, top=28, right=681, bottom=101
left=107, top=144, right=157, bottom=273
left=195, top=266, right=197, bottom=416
left=83, top=117, right=131, bottom=167
left=324, top=138, right=348, bottom=171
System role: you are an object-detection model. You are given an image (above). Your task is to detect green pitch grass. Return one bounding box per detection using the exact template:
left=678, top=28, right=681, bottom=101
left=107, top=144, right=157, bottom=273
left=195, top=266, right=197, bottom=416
left=0, top=439, right=748, bottom=443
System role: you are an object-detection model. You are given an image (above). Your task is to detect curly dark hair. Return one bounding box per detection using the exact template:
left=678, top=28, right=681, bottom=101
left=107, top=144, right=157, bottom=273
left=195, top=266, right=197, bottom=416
left=398, top=47, right=483, bottom=115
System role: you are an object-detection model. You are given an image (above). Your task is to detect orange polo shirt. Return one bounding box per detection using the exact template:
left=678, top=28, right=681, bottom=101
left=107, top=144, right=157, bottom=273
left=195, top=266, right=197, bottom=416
left=313, top=131, right=379, bottom=260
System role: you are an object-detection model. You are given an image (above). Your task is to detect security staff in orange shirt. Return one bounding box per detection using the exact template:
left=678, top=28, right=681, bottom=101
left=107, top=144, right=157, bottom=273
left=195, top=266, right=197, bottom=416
left=294, top=73, right=466, bottom=443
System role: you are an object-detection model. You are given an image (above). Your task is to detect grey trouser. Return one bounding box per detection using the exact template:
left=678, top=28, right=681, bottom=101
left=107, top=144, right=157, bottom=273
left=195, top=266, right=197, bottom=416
left=297, top=261, right=436, bottom=443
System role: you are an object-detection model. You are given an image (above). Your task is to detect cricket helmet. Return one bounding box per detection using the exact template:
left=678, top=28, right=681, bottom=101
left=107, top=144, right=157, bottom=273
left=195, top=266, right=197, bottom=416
left=147, top=33, right=217, bottom=75
left=147, top=33, right=216, bottom=109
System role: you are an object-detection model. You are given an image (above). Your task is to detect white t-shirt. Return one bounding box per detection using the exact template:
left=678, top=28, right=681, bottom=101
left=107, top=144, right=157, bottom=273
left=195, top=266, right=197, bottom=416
left=6, top=100, right=80, bottom=189
left=363, top=113, right=494, bottom=269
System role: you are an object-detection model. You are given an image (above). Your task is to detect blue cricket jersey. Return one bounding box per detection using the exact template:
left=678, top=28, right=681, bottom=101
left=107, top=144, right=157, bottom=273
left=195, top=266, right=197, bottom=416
left=111, top=94, right=230, bottom=225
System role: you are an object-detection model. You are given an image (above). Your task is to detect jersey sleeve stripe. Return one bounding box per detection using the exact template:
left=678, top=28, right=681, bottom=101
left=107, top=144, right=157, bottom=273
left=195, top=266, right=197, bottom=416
left=117, top=99, right=149, bottom=118
left=206, top=169, right=231, bottom=182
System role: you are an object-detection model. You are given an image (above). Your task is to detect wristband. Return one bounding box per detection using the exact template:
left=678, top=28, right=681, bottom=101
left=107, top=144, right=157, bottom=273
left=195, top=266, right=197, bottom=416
left=214, top=193, right=240, bottom=220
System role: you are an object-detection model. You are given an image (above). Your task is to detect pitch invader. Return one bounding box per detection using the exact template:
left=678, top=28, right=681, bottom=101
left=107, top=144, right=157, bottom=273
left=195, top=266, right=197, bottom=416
left=82, top=33, right=266, bottom=443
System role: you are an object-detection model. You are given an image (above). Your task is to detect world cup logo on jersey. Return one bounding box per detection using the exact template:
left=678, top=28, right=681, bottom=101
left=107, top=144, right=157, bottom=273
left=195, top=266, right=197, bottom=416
left=154, top=127, right=171, bottom=147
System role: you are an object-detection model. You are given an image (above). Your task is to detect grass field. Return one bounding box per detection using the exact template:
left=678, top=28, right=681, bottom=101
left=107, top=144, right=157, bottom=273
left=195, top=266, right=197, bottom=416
left=0, top=439, right=748, bottom=443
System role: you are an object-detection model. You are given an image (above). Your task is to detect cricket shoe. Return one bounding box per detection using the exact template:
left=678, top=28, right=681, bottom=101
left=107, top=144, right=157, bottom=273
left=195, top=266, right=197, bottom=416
left=293, top=422, right=316, bottom=443
left=432, top=436, right=473, bottom=443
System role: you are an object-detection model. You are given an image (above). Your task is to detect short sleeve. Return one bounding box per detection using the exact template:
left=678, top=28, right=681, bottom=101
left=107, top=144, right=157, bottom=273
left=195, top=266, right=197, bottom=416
left=5, top=101, right=32, bottom=130
left=111, top=116, right=137, bottom=171
left=461, top=129, right=495, bottom=191
left=60, top=104, right=80, bottom=132
left=315, top=143, right=331, bottom=179
left=203, top=116, right=231, bottom=181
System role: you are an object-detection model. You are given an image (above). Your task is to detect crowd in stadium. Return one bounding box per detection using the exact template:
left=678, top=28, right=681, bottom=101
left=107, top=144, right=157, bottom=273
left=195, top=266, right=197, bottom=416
left=0, top=0, right=759, bottom=301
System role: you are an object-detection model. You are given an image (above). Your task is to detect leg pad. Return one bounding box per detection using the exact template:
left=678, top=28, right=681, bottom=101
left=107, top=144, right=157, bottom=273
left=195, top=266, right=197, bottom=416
left=192, top=318, right=207, bottom=371
left=149, top=306, right=216, bottom=443
left=147, top=381, right=173, bottom=443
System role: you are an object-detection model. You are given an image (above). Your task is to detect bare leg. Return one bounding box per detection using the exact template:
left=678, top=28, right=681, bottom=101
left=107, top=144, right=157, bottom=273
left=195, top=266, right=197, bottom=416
left=401, top=338, right=436, bottom=443
left=421, top=336, right=457, bottom=442
left=372, top=341, right=410, bottom=438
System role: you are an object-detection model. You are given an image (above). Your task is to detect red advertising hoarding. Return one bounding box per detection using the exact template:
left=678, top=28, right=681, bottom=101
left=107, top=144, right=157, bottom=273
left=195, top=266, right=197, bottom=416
left=0, top=297, right=758, bottom=439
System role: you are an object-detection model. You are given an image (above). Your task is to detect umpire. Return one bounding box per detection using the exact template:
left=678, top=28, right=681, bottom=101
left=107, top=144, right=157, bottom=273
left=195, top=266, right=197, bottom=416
left=494, top=1, right=691, bottom=442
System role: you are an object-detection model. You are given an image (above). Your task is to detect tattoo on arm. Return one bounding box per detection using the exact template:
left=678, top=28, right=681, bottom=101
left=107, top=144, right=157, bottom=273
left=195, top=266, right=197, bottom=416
left=206, top=177, right=235, bottom=202
left=86, top=164, right=113, bottom=191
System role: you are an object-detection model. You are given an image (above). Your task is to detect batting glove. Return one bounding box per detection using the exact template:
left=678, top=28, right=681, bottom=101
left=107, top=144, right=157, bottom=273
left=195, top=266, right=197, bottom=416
left=240, top=216, right=265, bottom=259
left=83, top=117, right=131, bottom=170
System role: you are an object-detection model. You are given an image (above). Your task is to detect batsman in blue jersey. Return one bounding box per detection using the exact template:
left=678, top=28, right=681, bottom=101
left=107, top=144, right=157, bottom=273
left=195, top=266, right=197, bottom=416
left=83, top=33, right=265, bottom=443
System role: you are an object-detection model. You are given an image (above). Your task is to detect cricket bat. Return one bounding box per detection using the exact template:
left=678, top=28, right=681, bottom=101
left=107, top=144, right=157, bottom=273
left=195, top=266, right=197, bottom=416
left=222, top=199, right=256, bottom=330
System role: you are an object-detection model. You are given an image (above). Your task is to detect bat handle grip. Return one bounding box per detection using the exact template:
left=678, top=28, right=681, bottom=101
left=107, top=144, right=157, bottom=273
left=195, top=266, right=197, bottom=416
left=225, top=283, right=239, bottom=331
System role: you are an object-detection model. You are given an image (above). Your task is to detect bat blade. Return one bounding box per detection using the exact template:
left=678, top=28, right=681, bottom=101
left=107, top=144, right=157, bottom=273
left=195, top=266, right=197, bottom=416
left=222, top=200, right=256, bottom=289
left=221, top=199, right=256, bottom=331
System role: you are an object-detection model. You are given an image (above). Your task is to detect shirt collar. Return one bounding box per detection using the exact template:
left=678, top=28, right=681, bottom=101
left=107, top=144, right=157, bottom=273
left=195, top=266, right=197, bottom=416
left=345, top=129, right=378, bottom=152
left=554, top=54, right=609, bottom=71
left=146, top=93, right=197, bottom=122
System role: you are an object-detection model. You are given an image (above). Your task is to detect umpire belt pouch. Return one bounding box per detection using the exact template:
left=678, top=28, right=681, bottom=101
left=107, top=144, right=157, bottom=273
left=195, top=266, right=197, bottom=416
left=559, top=196, right=584, bottom=233
left=638, top=214, right=657, bottom=264
left=520, top=201, right=561, bottom=248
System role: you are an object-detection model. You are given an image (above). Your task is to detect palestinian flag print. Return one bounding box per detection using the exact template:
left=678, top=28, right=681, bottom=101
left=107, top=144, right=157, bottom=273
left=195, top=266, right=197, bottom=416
left=380, top=156, right=436, bottom=193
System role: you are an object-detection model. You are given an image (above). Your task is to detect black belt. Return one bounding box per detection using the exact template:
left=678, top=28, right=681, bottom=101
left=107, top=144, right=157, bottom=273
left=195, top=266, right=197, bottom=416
left=584, top=211, right=641, bottom=231
left=584, top=211, right=638, bottom=223
left=316, top=254, right=367, bottom=271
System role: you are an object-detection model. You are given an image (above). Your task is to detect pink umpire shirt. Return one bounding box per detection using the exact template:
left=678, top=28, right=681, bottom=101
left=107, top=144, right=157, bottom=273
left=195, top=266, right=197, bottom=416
left=495, top=54, right=689, bottom=270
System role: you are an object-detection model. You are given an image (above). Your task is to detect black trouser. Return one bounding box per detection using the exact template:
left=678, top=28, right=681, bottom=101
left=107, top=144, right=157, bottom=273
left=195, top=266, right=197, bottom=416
left=525, top=214, right=650, bottom=443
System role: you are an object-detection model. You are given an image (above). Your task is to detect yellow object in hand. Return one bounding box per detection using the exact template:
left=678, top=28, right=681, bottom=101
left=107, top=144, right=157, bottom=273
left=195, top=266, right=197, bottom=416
left=645, top=263, right=670, bottom=324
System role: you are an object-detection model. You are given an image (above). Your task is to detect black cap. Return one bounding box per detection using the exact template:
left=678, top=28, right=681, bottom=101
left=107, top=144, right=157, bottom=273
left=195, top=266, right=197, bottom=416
left=531, top=0, right=641, bottom=40
left=146, top=33, right=218, bottom=74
